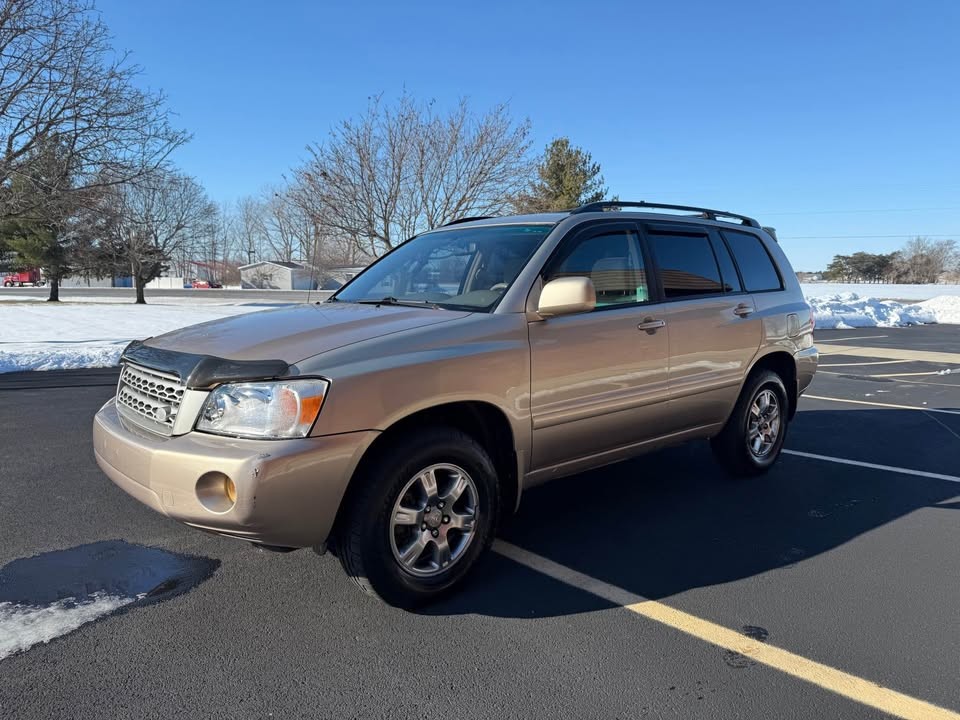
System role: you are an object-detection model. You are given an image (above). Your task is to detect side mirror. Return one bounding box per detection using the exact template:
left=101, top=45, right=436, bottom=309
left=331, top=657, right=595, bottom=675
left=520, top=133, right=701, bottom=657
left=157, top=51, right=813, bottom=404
left=537, top=276, right=596, bottom=317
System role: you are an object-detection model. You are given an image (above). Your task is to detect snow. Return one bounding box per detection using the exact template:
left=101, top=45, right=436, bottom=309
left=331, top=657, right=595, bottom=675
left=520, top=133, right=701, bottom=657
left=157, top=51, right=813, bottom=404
left=807, top=293, right=960, bottom=329
left=801, top=283, right=960, bottom=301
left=0, top=593, right=137, bottom=660
left=917, top=295, right=960, bottom=325
left=0, top=303, right=277, bottom=373
left=2, top=285, right=959, bottom=373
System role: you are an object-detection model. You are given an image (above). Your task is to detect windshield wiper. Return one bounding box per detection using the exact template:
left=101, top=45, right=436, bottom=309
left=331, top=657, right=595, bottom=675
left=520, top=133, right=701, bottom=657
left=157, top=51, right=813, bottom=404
left=356, top=296, right=440, bottom=309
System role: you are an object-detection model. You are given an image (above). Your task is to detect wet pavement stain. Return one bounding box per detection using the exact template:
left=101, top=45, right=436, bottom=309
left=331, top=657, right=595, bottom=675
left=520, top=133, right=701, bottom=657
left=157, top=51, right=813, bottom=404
left=0, top=540, right=219, bottom=660
left=722, top=625, right=770, bottom=669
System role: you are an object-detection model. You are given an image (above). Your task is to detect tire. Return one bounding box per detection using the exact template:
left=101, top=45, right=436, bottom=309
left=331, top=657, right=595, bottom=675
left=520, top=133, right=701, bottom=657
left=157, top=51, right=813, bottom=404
left=2, top=282, right=10, bottom=287
left=336, top=427, right=500, bottom=608
left=711, top=370, right=789, bottom=477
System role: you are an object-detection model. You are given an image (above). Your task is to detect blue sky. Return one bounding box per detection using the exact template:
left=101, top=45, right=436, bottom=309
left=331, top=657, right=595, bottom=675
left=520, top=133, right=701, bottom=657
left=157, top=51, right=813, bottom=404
left=96, top=0, right=959, bottom=270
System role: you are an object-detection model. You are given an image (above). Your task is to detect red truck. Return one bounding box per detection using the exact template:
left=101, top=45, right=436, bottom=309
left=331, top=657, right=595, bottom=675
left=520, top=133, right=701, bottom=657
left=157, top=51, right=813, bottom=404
left=2, top=269, right=45, bottom=287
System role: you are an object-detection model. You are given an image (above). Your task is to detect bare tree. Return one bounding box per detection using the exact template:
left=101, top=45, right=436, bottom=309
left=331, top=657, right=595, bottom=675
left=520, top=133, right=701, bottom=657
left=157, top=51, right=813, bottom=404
left=292, top=94, right=534, bottom=258
left=0, top=0, right=189, bottom=220
left=893, top=237, right=957, bottom=284
left=107, top=171, right=217, bottom=303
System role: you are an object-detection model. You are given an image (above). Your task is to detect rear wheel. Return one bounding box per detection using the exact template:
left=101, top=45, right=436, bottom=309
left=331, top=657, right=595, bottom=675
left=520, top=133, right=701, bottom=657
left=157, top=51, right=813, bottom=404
left=336, top=427, right=499, bottom=608
left=711, top=370, right=789, bottom=477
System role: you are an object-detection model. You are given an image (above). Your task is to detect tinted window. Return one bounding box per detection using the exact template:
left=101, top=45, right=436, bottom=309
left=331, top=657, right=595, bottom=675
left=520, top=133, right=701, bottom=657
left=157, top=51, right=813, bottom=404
left=546, top=227, right=649, bottom=307
left=648, top=232, right=723, bottom=298
left=711, top=235, right=743, bottom=293
left=724, top=231, right=782, bottom=292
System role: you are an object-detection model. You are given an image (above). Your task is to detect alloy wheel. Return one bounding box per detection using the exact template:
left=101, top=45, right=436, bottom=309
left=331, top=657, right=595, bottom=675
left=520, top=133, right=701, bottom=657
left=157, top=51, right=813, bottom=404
left=389, top=463, right=479, bottom=578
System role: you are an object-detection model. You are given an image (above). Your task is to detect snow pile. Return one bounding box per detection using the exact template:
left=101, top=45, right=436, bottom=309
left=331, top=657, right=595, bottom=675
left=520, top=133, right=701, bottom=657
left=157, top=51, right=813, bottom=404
left=917, top=295, right=960, bottom=325
left=0, top=303, right=270, bottom=373
left=807, top=293, right=960, bottom=329
left=0, top=593, right=137, bottom=659
left=808, top=293, right=936, bottom=329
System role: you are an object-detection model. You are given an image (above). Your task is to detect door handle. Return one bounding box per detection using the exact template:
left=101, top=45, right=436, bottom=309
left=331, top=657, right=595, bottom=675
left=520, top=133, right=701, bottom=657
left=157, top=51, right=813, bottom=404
left=733, top=303, right=753, bottom=317
left=637, top=318, right=666, bottom=333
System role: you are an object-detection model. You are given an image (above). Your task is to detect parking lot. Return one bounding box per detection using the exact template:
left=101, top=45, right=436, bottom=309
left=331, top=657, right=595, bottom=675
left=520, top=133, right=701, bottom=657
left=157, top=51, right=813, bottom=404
left=1, top=326, right=958, bottom=720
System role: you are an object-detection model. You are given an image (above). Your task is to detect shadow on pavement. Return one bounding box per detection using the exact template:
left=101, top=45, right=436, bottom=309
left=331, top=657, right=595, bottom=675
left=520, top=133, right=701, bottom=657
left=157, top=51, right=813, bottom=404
left=424, top=409, right=960, bottom=618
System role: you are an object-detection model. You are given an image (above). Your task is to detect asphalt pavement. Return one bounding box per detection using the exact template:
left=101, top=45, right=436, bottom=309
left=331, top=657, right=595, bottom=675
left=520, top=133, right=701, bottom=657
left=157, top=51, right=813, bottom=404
left=1, top=326, right=958, bottom=719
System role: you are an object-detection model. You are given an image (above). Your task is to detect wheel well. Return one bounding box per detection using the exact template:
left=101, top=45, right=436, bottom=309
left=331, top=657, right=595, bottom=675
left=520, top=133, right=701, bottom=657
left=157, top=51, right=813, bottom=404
left=333, top=402, right=520, bottom=540
left=749, top=351, right=798, bottom=418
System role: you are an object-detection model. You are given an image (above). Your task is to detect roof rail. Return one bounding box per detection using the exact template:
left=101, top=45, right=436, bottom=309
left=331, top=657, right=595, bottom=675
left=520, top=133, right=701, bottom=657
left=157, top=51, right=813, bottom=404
left=442, top=215, right=495, bottom=227
left=569, top=201, right=761, bottom=228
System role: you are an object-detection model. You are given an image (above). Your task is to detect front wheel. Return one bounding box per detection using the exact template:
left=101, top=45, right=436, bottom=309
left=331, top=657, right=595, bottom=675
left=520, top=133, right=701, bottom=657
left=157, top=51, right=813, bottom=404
left=711, top=370, right=789, bottom=477
left=336, top=427, right=500, bottom=608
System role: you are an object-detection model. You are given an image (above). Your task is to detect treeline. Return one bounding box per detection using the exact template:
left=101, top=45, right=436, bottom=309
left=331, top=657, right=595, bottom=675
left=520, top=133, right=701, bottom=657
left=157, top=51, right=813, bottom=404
left=823, top=238, right=958, bottom=284
left=1, top=2, right=611, bottom=303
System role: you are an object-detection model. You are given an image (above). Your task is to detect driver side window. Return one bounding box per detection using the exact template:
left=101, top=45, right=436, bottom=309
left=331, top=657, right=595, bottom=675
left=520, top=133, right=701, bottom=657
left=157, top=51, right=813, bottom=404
left=545, top=227, right=649, bottom=307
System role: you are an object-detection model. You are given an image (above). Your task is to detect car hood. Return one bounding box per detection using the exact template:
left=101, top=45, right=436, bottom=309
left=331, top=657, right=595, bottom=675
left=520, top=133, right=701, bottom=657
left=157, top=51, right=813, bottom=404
left=144, top=302, right=471, bottom=365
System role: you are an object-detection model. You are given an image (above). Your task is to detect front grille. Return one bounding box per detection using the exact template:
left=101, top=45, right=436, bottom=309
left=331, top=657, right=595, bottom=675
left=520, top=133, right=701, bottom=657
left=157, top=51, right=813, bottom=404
left=116, top=363, right=186, bottom=435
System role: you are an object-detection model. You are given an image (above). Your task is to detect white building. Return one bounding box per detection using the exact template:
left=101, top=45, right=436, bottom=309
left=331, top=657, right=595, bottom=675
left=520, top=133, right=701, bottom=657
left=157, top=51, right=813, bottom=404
left=239, top=261, right=318, bottom=290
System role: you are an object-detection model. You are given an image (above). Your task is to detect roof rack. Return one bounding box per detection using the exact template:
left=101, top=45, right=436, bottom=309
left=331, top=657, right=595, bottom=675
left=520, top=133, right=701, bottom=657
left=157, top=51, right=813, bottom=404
left=569, top=201, right=761, bottom=229
left=442, top=215, right=495, bottom=227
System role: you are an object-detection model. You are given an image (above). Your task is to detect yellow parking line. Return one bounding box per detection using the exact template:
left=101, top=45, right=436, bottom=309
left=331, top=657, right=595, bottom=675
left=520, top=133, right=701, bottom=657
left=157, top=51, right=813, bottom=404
left=494, top=541, right=960, bottom=720
left=802, top=394, right=960, bottom=416
left=819, top=359, right=912, bottom=367
left=818, top=335, right=889, bottom=342
left=817, top=369, right=954, bottom=378
left=814, top=344, right=960, bottom=363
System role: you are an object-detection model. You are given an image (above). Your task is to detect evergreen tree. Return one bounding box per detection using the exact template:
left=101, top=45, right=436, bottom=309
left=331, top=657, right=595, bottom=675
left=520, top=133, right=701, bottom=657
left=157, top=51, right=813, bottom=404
left=515, top=137, right=611, bottom=213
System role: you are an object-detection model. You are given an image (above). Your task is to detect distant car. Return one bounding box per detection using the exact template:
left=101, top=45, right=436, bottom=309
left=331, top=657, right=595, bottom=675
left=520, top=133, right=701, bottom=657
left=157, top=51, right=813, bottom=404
left=209, top=281, right=223, bottom=289
left=191, top=279, right=210, bottom=289
left=94, top=200, right=818, bottom=608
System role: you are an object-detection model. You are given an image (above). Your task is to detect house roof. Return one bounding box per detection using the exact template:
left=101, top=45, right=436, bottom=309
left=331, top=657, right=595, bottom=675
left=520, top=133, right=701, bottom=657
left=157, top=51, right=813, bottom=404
left=238, top=260, right=308, bottom=271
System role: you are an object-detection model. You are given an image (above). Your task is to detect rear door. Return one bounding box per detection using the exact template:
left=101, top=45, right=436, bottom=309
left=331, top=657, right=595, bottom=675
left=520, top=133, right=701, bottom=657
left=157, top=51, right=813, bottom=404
left=528, top=221, right=670, bottom=472
left=644, top=223, right=762, bottom=430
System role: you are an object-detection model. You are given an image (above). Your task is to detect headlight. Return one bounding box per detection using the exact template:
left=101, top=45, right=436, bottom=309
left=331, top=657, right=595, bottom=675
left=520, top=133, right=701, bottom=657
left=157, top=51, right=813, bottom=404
left=196, top=379, right=329, bottom=439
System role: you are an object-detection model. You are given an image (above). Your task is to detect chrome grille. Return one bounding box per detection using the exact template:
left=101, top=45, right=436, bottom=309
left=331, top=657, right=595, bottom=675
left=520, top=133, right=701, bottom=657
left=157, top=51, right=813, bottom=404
left=116, top=363, right=185, bottom=435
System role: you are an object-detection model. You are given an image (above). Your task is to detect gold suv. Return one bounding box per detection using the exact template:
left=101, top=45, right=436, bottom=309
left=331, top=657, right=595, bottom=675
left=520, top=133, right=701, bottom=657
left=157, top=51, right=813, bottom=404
left=93, top=201, right=818, bottom=607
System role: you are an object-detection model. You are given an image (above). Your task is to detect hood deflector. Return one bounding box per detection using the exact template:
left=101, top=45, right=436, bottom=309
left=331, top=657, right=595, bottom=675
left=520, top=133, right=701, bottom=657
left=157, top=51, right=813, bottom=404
left=121, top=340, right=290, bottom=390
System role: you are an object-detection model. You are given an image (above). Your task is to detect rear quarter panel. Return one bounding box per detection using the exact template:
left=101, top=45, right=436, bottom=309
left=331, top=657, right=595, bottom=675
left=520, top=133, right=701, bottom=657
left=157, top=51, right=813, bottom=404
left=748, top=236, right=818, bottom=398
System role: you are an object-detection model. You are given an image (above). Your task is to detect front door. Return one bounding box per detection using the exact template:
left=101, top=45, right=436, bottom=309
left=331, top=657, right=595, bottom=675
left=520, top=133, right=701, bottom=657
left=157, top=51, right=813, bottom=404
left=528, top=222, right=670, bottom=472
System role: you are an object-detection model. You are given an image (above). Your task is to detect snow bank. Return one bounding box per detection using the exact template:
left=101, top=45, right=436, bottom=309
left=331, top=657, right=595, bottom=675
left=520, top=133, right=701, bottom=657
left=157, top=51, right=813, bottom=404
left=917, top=295, right=960, bottom=325
left=0, top=303, right=269, bottom=373
left=808, top=293, right=960, bottom=329
left=801, top=283, right=960, bottom=301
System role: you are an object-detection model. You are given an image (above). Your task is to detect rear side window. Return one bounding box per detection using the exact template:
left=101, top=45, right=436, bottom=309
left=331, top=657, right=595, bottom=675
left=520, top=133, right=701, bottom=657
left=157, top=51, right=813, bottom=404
left=647, top=232, right=723, bottom=299
left=711, top=236, right=743, bottom=293
left=723, top=231, right=782, bottom=292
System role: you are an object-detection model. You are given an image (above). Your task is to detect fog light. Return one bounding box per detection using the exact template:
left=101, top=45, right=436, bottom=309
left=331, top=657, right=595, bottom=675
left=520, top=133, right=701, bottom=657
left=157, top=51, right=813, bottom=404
left=196, top=472, right=236, bottom=513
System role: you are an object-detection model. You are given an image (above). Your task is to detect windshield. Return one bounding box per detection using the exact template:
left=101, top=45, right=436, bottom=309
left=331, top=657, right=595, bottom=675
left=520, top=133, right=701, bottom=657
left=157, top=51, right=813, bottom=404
left=331, top=224, right=554, bottom=312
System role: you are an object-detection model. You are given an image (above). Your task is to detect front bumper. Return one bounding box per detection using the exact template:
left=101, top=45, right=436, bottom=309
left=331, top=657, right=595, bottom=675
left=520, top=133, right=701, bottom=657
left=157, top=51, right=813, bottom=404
left=93, top=401, right=378, bottom=548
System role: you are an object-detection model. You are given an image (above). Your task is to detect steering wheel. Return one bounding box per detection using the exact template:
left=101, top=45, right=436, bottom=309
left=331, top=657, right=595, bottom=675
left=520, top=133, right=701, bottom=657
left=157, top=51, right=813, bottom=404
left=490, top=282, right=508, bottom=293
